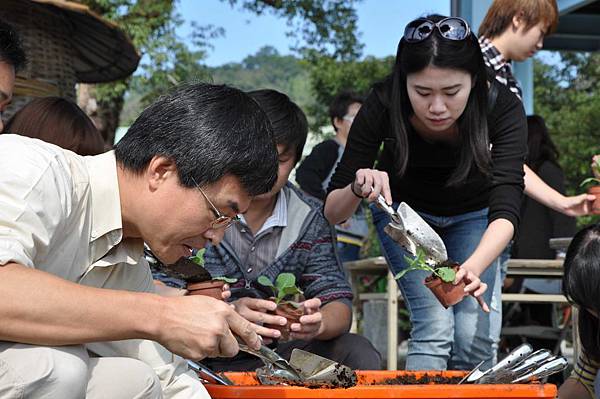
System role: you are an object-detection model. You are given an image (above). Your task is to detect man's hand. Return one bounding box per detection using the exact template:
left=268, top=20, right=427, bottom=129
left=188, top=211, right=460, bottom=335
left=232, top=297, right=287, bottom=342
left=290, top=298, right=324, bottom=340
left=156, top=295, right=261, bottom=361
left=153, top=280, right=187, bottom=297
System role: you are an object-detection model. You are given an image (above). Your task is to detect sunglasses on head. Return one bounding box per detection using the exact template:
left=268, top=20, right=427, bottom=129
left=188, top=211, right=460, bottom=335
left=403, top=17, right=471, bottom=43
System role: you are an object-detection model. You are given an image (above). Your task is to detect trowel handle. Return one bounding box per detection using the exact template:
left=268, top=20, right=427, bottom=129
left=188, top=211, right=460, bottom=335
left=483, top=343, right=532, bottom=377
left=187, top=360, right=233, bottom=385
left=511, top=357, right=568, bottom=383
left=373, top=190, right=396, bottom=218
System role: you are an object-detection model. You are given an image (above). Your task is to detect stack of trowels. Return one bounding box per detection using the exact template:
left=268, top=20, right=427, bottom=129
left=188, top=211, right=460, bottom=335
left=459, top=343, right=568, bottom=384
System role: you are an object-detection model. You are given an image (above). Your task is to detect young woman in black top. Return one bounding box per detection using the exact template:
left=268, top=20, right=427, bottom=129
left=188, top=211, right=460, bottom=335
left=324, top=15, right=527, bottom=371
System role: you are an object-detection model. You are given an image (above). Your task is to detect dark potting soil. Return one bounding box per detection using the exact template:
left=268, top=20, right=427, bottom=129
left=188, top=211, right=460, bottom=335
left=372, top=373, right=464, bottom=385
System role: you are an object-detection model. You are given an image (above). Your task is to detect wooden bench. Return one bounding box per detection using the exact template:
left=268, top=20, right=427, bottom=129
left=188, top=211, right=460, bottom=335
left=345, top=256, right=568, bottom=370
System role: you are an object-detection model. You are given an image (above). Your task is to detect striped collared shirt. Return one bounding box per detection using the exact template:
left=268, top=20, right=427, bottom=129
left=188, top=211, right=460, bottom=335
left=479, top=36, right=523, bottom=101
left=225, top=190, right=287, bottom=279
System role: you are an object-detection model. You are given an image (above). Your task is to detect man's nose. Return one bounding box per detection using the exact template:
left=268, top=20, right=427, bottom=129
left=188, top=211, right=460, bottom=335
left=536, top=37, right=544, bottom=50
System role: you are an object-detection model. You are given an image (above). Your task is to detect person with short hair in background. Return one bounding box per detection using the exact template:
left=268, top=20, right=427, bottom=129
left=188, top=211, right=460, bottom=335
left=296, top=92, right=368, bottom=263
left=0, top=18, right=26, bottom=132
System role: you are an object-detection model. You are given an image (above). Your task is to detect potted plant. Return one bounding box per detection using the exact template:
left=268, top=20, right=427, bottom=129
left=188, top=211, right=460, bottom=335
left=185, top=249, right=237, bottom=300
left=257, top=273, right=305, bottom=341
left=395, top=249, right=466, bottom=308
left=580, top=157, right=600, bottom=214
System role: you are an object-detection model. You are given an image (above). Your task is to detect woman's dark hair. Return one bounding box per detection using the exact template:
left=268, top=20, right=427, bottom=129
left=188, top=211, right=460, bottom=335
left=329, top=91, right=363, bottom=131
left=387, top=14, right=491, bottom=186
left=5, top=97, right=104, bottom=155
left=248, top=89, right=308, bottom=165
left=0, top=18, right=26, bottom=72
left=526, top=114, right=559, bottom=172
left=115, top=83, right=278, bottom=197
left=562, top=224, right=600, bottom=362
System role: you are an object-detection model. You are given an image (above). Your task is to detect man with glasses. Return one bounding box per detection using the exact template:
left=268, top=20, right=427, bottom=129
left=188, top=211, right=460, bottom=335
left=0, top=83, right=278, bottom=398
left=296, top=92, right=368, bottom=262
left=202, top=89, right=381, bottom=372
left=0, top=19, right=26, bottom=132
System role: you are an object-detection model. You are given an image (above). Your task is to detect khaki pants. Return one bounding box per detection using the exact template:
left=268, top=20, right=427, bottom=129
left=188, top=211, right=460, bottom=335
left=0, top=341, right=210, bottom=399
left=0, top=262, right=210, bottom=398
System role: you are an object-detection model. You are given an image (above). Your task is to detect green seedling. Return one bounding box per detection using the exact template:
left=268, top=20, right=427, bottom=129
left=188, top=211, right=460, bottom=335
left=394, top=248, right=456, bottom=283
left=580, top=158, right=600, bottom=188
left=190, top=248, right=237, bottom=284
left=190, top=248, right=206, bottom=267
left=257, top=272, right=303, bottom=306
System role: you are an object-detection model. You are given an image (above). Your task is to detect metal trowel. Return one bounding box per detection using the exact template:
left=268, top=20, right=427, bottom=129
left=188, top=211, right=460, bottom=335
left=255, top=348, right=357, bottom=388
left=289, top=348, right=357, bottom=386
left=377, top=196, right=448, bottom=265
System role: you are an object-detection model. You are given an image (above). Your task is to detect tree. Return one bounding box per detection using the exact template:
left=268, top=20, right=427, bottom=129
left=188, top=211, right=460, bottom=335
left=306, top=55, right=394, bottom=132
left=79, top=0, right=363, bottom=144
left=533, top=52, right=600, bottom=225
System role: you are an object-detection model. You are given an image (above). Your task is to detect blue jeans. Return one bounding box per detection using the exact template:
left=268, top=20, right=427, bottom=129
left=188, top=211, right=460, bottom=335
left=371, top=204, right=501, bottom=371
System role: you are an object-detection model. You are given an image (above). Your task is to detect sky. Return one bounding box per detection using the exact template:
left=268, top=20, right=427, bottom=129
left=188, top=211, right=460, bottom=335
left=177, top=0, right=451, bottom=67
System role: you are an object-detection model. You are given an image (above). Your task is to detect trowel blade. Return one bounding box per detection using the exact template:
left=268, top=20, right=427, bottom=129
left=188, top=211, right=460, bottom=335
left=289, top=349, right=356, bottom=386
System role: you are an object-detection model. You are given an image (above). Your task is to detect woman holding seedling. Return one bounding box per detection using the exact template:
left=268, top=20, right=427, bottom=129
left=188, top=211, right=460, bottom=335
left=325, top=15, right=526, bottom=371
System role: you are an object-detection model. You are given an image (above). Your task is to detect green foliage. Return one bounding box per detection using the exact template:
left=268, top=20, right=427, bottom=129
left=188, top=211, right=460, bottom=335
left=394, top=249, right=456, bottom=283
left=229, top=0, right=364, bottom=61
left=580, top=158, right=600, bottom=188
left=257, top=273, right=303, bottom=305
left=580, top=177, right=600, bottom=188
left=306, top=55, right=394, bottom=132
left=190, top=248, right=206, bottom=267
left=533, top=52, right=600, bottom=227
left=189, top=248, right=238, bottom=283
left=83, top=1, right=364, bottom=136
left=210, top=46, right=314, bottom=114
left=213, top=276, right=238, bottom=283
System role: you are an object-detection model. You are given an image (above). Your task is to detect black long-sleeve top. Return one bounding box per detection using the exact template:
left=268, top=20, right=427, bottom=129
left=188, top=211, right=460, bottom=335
left=512, top=161, right=576, bottom=259
left=296, top=139, right=340, bottom=201
left=328, top=79, right=527, bottom=230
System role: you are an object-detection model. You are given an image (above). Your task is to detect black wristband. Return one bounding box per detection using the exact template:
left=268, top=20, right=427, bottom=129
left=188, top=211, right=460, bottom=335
left=351, top=181, right=363, bottom=198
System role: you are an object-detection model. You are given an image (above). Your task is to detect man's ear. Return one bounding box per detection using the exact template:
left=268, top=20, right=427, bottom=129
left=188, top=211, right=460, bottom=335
left=512, top=11, right=525, bottom=31
left=333, top=117, right=344, bottom=131
left=147, top=156, right=177, bottom=191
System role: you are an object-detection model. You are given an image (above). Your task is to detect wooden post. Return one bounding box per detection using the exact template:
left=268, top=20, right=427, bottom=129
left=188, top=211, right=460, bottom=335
left=387, top=271, right=398, bottom=370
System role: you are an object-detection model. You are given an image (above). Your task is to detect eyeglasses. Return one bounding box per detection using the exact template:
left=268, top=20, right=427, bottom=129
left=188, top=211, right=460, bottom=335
left=403, top=17, right=470, bottom=43
left=342, top=115, right=355, bottom=123
left=191, top=177, right=240, bottom=229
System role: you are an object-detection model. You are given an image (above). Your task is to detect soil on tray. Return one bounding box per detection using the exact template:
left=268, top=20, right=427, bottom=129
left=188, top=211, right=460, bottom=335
left=372, top=373, right=464, bottom=385
left=258, top=363, right=357, bottom=389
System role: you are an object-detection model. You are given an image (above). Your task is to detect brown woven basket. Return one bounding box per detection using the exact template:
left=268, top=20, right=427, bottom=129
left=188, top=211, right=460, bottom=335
left=0, top=0, right=139, bottom=120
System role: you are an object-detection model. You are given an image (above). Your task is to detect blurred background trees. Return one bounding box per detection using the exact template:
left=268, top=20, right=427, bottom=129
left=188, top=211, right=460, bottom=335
left=77, top=0, right=598, bottom=229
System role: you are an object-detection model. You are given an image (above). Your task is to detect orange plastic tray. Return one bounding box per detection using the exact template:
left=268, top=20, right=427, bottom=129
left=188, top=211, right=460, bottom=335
left=205, top=370, right=557, bottom=398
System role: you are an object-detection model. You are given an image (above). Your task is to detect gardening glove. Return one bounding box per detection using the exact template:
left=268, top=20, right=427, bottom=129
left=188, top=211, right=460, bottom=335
left=290, top=297, right=323, bottom=340
left=232, top=297, right=287, bottom=343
